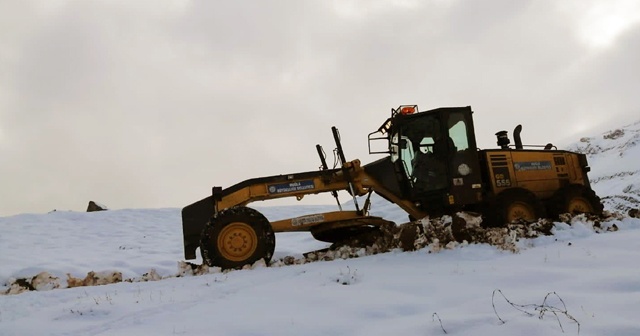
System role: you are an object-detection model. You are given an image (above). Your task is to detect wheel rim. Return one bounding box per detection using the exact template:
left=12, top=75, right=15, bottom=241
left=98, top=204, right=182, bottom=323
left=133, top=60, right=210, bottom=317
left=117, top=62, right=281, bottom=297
left=217, top=222, right=258, bottom=262
left=567, top=197, right=594, bottom=214
left=507, top=201, right=536, bottom=222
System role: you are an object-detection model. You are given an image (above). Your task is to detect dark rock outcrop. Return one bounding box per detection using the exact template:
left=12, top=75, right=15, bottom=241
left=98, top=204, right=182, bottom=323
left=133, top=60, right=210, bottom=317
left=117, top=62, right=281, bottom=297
left=87, top=201, right=107, bottom=212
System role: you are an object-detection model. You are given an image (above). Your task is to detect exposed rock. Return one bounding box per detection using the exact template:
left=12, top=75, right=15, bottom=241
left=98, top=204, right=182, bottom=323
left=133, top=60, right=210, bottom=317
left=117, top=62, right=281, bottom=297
left=5, top=281, right=31, bottom=295
left=87, top=201, right=107, bottom=212
left=5, top=278, right=34, bottom=294
left=89, top=271, right=122, bottom=286
left=67, top=270, right=122, bottom=287
left=140, top=269, right=162, bottom=282
left=177, top=261, right=212, bottom=276
left=31, top=272, right=60, bottom=291
left=3, top=272, right=60, bottom=294
left=66, top=274, right=85, bottom=288
left=603, top=129, right=624, bottom=140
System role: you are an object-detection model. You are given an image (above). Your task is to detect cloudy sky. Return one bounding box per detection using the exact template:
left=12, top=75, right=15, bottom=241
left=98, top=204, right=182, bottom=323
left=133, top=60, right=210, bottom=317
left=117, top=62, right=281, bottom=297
left=1, top=0, right=639, bottom=215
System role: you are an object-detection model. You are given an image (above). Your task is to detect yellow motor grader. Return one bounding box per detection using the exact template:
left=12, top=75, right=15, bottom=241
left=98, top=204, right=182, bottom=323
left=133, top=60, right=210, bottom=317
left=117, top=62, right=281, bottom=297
left=182, top=105, right=602, bottom=269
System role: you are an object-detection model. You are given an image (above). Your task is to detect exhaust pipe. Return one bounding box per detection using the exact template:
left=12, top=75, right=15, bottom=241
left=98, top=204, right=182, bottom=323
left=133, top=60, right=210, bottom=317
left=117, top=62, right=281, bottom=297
left=513, top=125, right=523, bottom=149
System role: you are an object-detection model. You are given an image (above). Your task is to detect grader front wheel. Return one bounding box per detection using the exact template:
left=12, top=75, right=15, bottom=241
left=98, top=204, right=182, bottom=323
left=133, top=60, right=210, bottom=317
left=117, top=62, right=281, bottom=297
left=200, top=207, right=275, bottom=270
left=217, top=222, right=259, bottom=262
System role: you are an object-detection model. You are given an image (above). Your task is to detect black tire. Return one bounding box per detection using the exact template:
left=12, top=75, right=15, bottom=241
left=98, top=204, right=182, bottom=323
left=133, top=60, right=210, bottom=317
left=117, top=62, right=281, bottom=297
left=200, top=206, right=275, bottom=270
left=548, top=184, right=604, bottom=218
left=489, top=188, right=546, bottom=227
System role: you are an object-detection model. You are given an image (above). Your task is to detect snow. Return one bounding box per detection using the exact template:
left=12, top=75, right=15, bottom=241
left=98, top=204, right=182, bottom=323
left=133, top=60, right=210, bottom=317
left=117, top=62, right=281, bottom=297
left=2, top=122, right=640, bottom=335
left=567, top=119, right=640, bottom=211
left=2, top=206, right=639, bottom=335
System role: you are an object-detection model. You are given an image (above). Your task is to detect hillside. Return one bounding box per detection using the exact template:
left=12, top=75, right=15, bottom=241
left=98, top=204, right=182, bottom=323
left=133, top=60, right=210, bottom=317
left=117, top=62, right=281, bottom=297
left=567, top=119, right=640, bottom=212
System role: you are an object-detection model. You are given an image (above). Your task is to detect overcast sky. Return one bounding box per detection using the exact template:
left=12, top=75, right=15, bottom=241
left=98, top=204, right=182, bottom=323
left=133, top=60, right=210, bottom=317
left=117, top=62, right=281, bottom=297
left=1, top=0, right=639, bottom=215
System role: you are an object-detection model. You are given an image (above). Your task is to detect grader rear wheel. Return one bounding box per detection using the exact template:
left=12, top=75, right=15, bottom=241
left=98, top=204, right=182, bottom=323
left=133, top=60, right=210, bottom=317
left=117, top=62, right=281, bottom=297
left=491, top=188, right=546, bottom=226
left=200, top=207, right=275, bottom=270
left=548, top=184, right=604, bottom=217
left=567, top=198, right=593, bottom=214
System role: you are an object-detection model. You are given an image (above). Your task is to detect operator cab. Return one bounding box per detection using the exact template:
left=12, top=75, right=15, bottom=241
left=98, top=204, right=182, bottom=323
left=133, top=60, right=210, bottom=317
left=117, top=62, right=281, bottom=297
left=387, top=106, right=483, bottom=214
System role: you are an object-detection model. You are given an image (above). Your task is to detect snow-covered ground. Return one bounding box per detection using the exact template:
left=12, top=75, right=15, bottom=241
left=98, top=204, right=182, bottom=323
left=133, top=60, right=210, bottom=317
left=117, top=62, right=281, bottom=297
left=1, top=207, right=639, bottom=336
left=568, top=119, right=640, bottom=212
left=1, top=121, right=640, bottom=336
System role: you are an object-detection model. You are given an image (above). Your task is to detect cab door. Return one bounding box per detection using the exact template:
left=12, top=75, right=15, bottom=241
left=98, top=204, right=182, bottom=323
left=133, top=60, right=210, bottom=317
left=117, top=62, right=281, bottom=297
left=445, top=109, right=483, bottom=206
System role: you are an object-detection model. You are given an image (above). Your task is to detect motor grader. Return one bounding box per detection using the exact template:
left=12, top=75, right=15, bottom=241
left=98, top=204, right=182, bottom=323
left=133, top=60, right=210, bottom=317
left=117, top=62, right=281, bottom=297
left=182, top=105, right=602, bottom=269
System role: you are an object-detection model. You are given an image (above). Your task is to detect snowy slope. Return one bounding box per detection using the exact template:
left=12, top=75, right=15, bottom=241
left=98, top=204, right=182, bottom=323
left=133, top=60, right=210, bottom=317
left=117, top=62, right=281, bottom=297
left=0, top=207, right=330, bottom=285
left=1, top=207, right=639, bottom=336
left=2, top=121, right=640, bottom=336
left=567, top=119, right=640, bottom=212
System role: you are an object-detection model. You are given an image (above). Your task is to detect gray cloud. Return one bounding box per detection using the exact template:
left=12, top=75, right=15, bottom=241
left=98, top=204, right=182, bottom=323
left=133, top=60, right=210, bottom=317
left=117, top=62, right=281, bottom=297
left=1, top=0, right=638, bottom=215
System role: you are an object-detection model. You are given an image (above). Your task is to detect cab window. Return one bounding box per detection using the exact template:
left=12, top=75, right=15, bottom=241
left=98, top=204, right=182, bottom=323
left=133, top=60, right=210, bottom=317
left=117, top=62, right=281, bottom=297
left=391, top=133, right=415, bottom=179
left=448, top=113, right=469, bottom=151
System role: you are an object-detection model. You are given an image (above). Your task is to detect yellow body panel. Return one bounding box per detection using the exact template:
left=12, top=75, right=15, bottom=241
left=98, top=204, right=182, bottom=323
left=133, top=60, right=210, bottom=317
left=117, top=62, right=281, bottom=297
left=485, top=150, right=587, bottom=199
left=215, top=159, right=428, bottom=224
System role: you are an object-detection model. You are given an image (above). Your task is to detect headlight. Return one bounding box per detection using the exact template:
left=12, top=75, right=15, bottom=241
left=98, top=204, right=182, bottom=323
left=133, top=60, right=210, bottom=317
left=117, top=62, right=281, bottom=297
left=458, top=163, right=471, bottom=176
